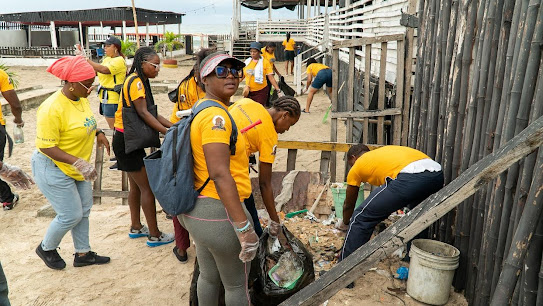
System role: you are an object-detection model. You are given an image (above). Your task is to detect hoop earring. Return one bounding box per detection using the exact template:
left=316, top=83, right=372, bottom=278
left=69, top=87, right=75, bottom=92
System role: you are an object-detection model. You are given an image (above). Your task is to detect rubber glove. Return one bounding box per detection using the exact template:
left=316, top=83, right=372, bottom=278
left=335, top=218, right=349, bottom=232
left=277, top=90, right=285, bottom=98
left=0, top=163, right=34, bottom=190
left=72, top=158, right=98, bottom=181
left=233, top=220, right=259, bottom=263
left=268, top=219, right=282, bottom=238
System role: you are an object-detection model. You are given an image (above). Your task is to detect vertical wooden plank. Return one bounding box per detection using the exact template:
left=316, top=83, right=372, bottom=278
left=330, top=48, right=340, bottom=182
left=394, top=39, right=405, bottom=145
left=347, top=47, right=355, bottom=143
left=93, top=142, right=104, bottom=205
left=287, top=149, right=298, bottom=171
left=363, top=44, right=371, bottom=144
left=402, top=0, right=417, bottom=146
left=121, top=171, right=128, bottom=206
left=320, top=151, right=331, bottom=182
left=378, top=42, right=387, bottom=145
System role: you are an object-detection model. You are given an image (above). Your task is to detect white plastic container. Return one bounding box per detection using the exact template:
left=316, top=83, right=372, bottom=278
left=406, top=239, right=460, bottom=305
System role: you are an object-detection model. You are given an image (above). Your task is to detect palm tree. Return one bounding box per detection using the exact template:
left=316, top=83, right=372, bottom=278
left=0, top=63, right=18, bottom=88
left=121, top=39, right=136, bottom=58
left=155, top=31, right=183, bottom=58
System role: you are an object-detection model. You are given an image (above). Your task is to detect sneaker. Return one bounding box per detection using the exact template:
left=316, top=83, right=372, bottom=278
left=129, top=225, right=150, bottom=238
left=2, top=193, right=19, bottom=211
left=109, top=162, right=118, bottom=170
left=173, top=246, right=188, bottom=263
left=302, top=109, right=310, bottom=114
left=36, top=243, right=66, bottom=270
left=73, top=251, right=110, bottom=267
left=110, top=156, right=117, bottom=162
left=146, top=232, right=175, bottom=247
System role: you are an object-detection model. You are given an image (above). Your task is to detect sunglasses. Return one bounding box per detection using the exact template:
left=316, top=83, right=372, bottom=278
left=214, top=66, right=243, bottom=79
left=144, top=61, right=160, bottom=69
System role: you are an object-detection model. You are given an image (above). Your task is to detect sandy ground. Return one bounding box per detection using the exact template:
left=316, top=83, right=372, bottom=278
left=0, top=57, right=467, bottom=305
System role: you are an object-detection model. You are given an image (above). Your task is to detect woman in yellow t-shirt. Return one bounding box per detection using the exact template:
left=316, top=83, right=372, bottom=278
left=260, top=42, right=282, bottom=77
left=243, top=41, right=283, bottom=106
left=229, top=96, right=300, bottom=238
left=86, top=36, right=126, bottom=129
left=282, top=32, right=296, bottom=75
left=169, top=63, right=205, bottom=124
left=32, top=56, right=111, bottom=270
left=302, top=57, right=333, bottom=113
left=112, top=47, right=174, bottom=247
left=178, top=51, right=257, bottom=305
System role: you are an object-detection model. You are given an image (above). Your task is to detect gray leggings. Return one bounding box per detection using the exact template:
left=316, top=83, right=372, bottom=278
left=178, top=197, right=252, bottom=306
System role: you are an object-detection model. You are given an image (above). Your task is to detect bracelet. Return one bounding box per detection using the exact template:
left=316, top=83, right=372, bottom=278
left=96, top=129, right=105, bottom=136
left=235, top=221, right=250, bottom=233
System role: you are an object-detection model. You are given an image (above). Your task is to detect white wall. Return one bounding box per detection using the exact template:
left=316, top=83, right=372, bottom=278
left=0, top=30, right=28, bottom=47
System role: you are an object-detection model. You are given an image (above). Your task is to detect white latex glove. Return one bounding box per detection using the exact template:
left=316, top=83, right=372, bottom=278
left=72, top=158, right=97, bottom=181
left=0, top=163, right=34, bottom=190
left=74, top=44, right=87, bottom=57
left=335, top=219, right=349, bottom=231
left=277, top=90, right=285, bottom=98
left=268, top=219, right=282, bottom=237
left=233, top=220, right=259, bottom=263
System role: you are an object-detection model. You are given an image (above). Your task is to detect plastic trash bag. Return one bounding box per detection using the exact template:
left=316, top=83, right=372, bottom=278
left=251, top=226, right=315, bottom=305
left=270, top=76, right=296, bottom=103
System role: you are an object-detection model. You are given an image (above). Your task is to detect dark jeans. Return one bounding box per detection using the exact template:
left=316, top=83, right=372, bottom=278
left=0, top=261, right=10, bottom=306
left=0, top=126, right=14, bottom=203
left=244, top=194, right=263, bottom=237
left=341, top=171, right=444, bottom=260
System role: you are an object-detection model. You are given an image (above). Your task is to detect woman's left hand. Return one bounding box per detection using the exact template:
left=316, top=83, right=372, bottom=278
left=97, top=133, right=111, bottom=155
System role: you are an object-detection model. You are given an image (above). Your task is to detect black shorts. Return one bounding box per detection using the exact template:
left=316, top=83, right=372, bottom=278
left=285, top=50, right=295, bottom=61
left=112, top=131, right=146, bottom=172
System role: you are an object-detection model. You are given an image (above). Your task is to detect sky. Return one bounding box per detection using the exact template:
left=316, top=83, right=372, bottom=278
left=0, top=0, right=299, bottom=27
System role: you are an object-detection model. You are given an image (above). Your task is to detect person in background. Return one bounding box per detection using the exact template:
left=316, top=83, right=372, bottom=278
left=0, top=68, right=25, bottom=210
left=178, top=52, right=257, bottom=306
left=86, top=36, right=126, bottom=170
left=169, top=49, right=209, bottom=263
left=0, top=161, right=34, bottom=305
left=243, top=42, right=283, bottom=106
left=229, top=96, right=301, bottom=237
left=33, top=56, right=111, bottom=270
left=282, top=32, right=296, bottom=76
left=261, top=42, right=282, bottom=77
left=112, top=47, right=174, bottom=247
left=336, top=145, right=444, bottom=263
left=302, top=57, right=333, bottom=113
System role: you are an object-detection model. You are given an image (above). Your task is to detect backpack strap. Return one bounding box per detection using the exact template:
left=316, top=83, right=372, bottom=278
left=121, top=74, right=139, bottom=109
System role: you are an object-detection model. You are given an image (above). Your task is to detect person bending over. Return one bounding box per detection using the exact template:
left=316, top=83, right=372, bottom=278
left=336, top=144, right=444, bottom=263
left=302, top=58, right=332, bottom=113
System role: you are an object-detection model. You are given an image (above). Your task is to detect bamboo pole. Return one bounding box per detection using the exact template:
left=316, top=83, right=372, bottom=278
left=536, top=248, right=543, bottom=305
left=522, top=215, right=542, bottom=306
left=131, top=0, right=140, bottom=48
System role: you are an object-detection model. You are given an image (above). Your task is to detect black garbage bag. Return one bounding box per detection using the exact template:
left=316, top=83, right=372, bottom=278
left=251, top=227, right=315, bottom=306
left=270, top=76, right=297, bottom=103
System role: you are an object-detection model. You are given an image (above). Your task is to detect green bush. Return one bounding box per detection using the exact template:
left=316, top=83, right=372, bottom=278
left=0, top=63, right=18, bottom=89
left=155, top=31, right=184, bottom=58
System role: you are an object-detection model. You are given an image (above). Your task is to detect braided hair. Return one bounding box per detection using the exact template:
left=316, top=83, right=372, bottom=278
left=130, top=47, right=158, bottom=105
left=271, top=95, right=301, bottom=118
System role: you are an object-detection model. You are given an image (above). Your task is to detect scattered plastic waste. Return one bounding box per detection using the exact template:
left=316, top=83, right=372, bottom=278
left=268, top=236, right=282, bottom=254
left=392, top=246, right=405, bottom=258
left=395, top=266, right=409, bottom=280
left=269, top=251, right=304, bottom=289
left=285, top=209, right=308, bottom=218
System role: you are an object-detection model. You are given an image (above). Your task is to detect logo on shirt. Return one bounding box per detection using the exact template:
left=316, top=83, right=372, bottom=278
left=137, top=81, right=143, bottom=90
left=271, top=145, right=277, bottom=156
left=84, top=116, right=97, bottom=135
left=211, top=115, right=226, bottom=131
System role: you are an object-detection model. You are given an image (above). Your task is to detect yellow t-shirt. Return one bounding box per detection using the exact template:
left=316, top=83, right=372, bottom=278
left=114, top=74, right=145, bottom=131
left=97, top=56, right=127, bottom=104
left=35, top=90, right=97, bottom=181
left=229, top=98, right=278, bottom=164
left=306, top=63, right=330, bottom=77
left=0, top=69, right=15, bottom=125
left=170, top=77, right=205, bottom=123
left=191, top=99, right=251, bottom=201
left=243, top=59, right=273, bottom=92
left=347, top=146, right=430, bottom=187
left=261, top=47, right=276, bottom=66
left=282, top=39, right=296, bottom=51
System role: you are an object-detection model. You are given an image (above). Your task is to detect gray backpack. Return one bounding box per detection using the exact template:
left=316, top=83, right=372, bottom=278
left=144, top=100, right=238, bottom=215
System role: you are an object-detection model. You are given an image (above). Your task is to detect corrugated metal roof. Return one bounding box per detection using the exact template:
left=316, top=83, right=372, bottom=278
left=0, top=7, right=183, bottom=27
left=241, top=0, right=331, bottom=10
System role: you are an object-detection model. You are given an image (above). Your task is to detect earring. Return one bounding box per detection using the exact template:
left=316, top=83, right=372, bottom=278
left=69, top=87, right=75, bottom=92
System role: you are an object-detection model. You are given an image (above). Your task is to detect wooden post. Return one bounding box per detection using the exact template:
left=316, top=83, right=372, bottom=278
left=100, top=21, right=104, bottom=37
left=281, top=114, right=543, bottom=306
left=121, top=172, right=129, bottom=205
left=394, top=39, right=405, bottom=145
left=378, top=42, right=387, bottom=144
left=268, top=0, right=273, bottom=20
left=122, top=20, right=127, bottom=41
left=27, top=25, right=31, bottom=47
left=93, top=141, right=104, bottom=205
left=363, top=44, right=371, bottom=144
left=49, top=21, right=58, bottom=48
left=330, top=48, right=340, bottom=182
left=307, top=0, right=311, bottom=19
left=146, top=22, right=150, bottom=46
left=346, top=47, right=355, bottom=146
left=131, top=0, right=140, bottom=48
left=287, top=149, right=298, bottom=171
left=325, top=0, right=329, bottom=15
left=402, top=0, right=416, bottom=146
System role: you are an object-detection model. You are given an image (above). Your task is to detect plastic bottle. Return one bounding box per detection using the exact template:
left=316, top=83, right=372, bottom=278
left=271, top=251, right=303, bottom=288
left=13, top=125, right=24, bottom=144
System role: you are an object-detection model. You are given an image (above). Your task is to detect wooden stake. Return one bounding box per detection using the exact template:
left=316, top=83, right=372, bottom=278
left=131, top=0, right=140, bottom=48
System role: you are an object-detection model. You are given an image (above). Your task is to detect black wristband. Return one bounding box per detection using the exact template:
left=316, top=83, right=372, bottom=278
left=96, top=129, right=105, bottom=136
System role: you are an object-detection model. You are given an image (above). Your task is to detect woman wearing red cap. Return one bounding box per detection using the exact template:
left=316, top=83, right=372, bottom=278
left=32, top=55, right=111, bottom=270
